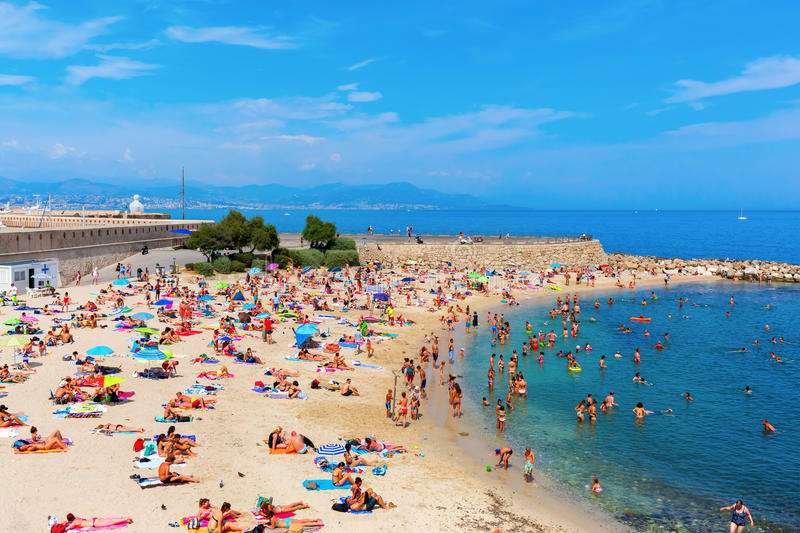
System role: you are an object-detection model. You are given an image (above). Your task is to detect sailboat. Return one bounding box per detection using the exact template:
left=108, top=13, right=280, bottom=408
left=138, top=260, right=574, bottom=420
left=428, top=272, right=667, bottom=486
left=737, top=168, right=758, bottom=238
left=737, top=209, right=747, bottom=221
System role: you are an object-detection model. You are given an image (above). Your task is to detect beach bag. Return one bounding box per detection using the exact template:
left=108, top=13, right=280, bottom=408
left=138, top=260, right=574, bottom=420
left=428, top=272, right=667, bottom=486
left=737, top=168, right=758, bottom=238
left=133, top=438, right=145, bottom=452
left=310, top=379, right=320, bottom=389
left=331, top=501, right=348, bottom=513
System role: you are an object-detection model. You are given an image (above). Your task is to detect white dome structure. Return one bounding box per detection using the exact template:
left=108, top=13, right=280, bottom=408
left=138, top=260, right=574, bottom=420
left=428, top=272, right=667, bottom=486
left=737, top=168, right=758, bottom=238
left=128, top=194, right=144, bottom=215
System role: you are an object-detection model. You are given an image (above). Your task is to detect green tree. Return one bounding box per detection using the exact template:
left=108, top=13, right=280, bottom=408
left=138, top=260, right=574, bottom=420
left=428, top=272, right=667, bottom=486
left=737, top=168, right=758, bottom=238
left=185, top=223, right=228, bottom=261
left=251, top=222, right=279, bottom=253
left=301, top=215, right=336, bottom=250
left=218, top=210, right=249, bottom=253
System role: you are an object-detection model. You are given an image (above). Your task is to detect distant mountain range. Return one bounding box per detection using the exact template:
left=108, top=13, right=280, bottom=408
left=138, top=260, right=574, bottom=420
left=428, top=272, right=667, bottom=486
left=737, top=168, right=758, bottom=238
left=0, top=177, right=495, bottom=210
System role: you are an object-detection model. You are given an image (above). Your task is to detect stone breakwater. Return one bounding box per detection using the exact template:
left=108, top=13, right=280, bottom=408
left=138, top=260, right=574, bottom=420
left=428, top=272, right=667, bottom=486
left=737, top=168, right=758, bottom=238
left=357, top=239, right=608, bottom=270
left=607, top=253, right=800, bottom=283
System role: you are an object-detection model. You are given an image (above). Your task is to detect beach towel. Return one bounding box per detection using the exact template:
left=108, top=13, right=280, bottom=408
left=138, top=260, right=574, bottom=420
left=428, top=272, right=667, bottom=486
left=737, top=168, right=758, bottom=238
left=303, top=479, right=350, bottom=491
left=134, top=456, right=186, bottom=469
left=335, top=497, right=373, bottom=514
left=136, top=476, right=189, bottom=489
left=266, top=391, right=307, bottom=400
left=14, top=447, right=68, bottom=454
left=68, top=519, right=132, bottom=532
left=353, top=361, right=382, bottom=369
left=251, top=510, right=295, bottom=523
left=284, top=356, right=319, bottom=363
left=154, top=416, right=193, bottom=423
left=0, top=428, right=19, bottom=438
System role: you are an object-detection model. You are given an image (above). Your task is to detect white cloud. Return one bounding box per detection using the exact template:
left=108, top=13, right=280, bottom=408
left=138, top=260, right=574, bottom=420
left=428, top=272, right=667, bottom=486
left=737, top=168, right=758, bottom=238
left=0, top=73, right=34, bottom=86
left=66, top=55, right=160, bottom=85
left=1, top=139, right=21, bottom=150
left=230, top=96, right=351, bottom=120
left=346, top=58, right=378, bottom=71
left=0, top=2, right=122, bottom=59
left=330, top=152, right=342, bottom=162
left=328, top=111, right=399, bottom=131
left=49, top=142, right=82, bottom=159
left=348, top=91, right=382, bottom=102
left=166, top=26, right=295, bottom=49
left=667, top=56, right=800, bottom=103
left=266, top=134, right=323, bottom=145
left=337, top=83, right=359, bottom=91
left=299, top=162, right=316, bottom=171
left=662, top=106, right=800, bottom=147
left=120, top=147, right=134, bottom=162
left=86, top=38, right=160, bottom=52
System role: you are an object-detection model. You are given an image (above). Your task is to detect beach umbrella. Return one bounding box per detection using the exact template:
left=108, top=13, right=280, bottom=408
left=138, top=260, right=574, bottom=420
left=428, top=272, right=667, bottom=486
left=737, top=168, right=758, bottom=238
left=131, top=312, right=155, bottom=321
left=232, top=291, right=245, bottom=302
left=215, top=282, right=229, bottom=289
left=242, top=303, right=256, bottom=310
left=171, top=228, right=192, bottom=235
left=3, top=318, right=21, bottom=326
left=267, top=263, right=279, bottom=271
left=0, top=336, right=29, bottom=347
left=550, top=263, right=562, bottom=268
left=294, top=323, right=318, bottom=348
left=112, top=278, right=131, bottom=286
left=518, top=271, right=531, bottom=276
left=198, top=295, right=214, bottom=301
left=154, top=299, right=173, bottom=306
left=102, top=375, right=124, bottom=387
left=328, top=266, right=342, bottom=273
left=134, top=327, right=159, bottom=335
left=86, top=345, right=115, bottom=356
left=476, top=275, right=489, bottom=283
left=401, top=277, right=416, bottom=282
left=249, top=267, right=262, bottom=275
left=317, top=443, right=346, bottom=456
left=20, top=315, right=38, bottom=323
left=255, top=313, right=271, bottom=319
left=132, top=347, right=167, bottom=361
left=218, top=336, right=233, bottom=342
left=372, top=293, right=390, bottom=302
left=468, top=272, right=482, bottom=280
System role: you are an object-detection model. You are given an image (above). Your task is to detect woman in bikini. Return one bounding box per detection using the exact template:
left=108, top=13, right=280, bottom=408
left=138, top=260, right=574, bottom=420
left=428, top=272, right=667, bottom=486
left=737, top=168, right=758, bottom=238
left=260, top=508, right=323, bottom=530
left=207, top=502, right=242, bottom=533
left=60, top=514, right=133, bottom=531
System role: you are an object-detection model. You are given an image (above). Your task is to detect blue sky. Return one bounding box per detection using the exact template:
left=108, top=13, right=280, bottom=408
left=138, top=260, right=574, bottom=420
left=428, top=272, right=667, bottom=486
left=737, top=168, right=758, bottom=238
left=1, top=0, right=799, bottom=208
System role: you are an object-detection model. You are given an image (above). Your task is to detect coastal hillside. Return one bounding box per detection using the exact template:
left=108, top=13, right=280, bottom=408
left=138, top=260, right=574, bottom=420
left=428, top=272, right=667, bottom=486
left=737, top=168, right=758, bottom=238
left=0, top=177, right=490, bottom=210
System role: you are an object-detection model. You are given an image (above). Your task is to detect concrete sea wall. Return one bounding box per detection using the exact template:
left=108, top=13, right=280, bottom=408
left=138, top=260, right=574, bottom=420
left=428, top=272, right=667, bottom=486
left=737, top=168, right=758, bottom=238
left=357, top=239, right=608, bottom=270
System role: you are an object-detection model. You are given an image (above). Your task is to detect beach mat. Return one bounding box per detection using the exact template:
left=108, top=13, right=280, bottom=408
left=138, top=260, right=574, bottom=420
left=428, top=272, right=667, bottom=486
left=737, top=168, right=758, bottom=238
left=136, top=476, right=190, bottom=489
left=303, top=479, right=350, bottom=490
left=154, top=416, right=193, bottom=423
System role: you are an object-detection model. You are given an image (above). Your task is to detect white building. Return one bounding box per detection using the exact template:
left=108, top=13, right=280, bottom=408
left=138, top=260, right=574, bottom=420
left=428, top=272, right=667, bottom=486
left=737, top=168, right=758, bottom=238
left=0, top=259, right=60, bottom=294
left=128, top=194, right=144, bottom=215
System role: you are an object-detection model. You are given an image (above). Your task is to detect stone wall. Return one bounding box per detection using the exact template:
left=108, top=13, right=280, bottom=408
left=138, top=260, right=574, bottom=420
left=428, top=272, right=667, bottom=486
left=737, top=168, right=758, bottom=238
left=357, top=240, right=607, bottom=270
left=0, top=213, right=190, bottom=229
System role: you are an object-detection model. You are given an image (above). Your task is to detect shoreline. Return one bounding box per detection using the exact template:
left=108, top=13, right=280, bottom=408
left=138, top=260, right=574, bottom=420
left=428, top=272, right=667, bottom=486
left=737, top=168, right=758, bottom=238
left=415, top=274, right=722, bottom=532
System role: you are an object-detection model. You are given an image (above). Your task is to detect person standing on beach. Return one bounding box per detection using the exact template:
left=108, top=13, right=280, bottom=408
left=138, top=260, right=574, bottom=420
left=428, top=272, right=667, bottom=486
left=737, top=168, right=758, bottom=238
left=496, top=399, right=506, bottom=431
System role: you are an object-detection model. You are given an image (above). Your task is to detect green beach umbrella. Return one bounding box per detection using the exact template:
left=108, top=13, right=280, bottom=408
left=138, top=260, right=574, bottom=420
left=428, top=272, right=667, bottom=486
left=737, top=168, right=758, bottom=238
left=215, top=282, right=229, bottom=289
left=0, top=335, right=29, bottom=347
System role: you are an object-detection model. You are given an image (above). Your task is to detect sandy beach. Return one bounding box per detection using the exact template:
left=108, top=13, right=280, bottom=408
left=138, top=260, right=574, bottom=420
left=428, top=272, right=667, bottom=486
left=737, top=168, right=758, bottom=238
left=0, top=252, right=710, bottom=533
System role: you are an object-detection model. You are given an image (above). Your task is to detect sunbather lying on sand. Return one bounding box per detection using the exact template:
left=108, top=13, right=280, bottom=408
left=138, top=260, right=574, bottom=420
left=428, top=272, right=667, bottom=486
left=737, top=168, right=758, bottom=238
left=57, top=513, right=133, bottom=531
left=94, top=424, right=144, bottom=434
left=0, top=404, right=26, bottom=426
left=259, top=508, right=324, bottom=530
left=258, top=498, right=310, bottom=517
left=16, top=426, right=68, bottom=452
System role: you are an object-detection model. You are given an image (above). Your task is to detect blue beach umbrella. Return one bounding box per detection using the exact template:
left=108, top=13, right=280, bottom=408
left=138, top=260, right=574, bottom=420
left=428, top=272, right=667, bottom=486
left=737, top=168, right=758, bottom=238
left=249, top=267, right=262, bottom=275
left=372, top=293, right=390, bottom=302
left=112, top=278, right=130, bottom=286
left=317, top=443, right=346, bottom=455
left=131, top=312, right=155, bottom=321
left=154, top=299, right=173, bottom=306
left=294, top=323, right=319, bottom=348
left=242, top=303, right=256, bottom=310
left=218, top=336, right=234, bottom=342
left=86, top=345, right=114, bottom=356
left=198, top=295, right=214, bottom=301
left=132, top=347, right=168, bottom=361
left=255, top=313, right=271, bottom=319
left=232, top=291, right=246, bottom=301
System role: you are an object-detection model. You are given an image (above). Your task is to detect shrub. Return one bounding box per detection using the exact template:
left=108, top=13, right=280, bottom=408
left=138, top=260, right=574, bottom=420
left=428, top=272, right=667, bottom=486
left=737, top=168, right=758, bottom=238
left=230, top=260, right=246, bottom=273
left=251, top=258, right=266, bottom=270
left=229, top=252, right=255, bottom=266
left=184, top=262, right=196, bottom=272
left=287, top=248, right=325, bottom=268
left=325, top=249, right=360, bottom=267
left=194, top=262, right=215, bottom=277
left=212, top=256, right=233, bottom=274
left=328, top=237, right=356, bottom=251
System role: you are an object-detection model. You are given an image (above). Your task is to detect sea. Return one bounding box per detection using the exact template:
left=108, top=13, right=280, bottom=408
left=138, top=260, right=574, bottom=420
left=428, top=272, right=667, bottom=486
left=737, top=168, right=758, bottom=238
left=459, top=283, right=799, bottom=532
left=165, top=208, right=800, bottom=264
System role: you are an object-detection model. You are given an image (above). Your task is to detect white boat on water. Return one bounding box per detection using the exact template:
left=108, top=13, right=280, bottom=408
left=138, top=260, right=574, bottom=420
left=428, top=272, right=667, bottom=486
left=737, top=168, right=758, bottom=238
left=737, top=209, right=747, bottom=220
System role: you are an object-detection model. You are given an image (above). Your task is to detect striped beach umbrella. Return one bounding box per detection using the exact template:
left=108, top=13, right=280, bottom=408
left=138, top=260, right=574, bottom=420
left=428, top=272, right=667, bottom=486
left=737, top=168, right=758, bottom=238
left=316, top=443, right=346, bottom=456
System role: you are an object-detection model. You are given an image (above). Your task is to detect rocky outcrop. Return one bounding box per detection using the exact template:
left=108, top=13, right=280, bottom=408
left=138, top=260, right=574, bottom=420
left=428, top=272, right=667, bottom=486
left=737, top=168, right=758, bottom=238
left=606, top=253, right=800, bottom=283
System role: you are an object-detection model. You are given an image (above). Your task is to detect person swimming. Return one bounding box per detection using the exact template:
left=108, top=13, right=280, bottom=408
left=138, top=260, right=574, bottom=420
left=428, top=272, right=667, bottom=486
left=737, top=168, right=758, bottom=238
left=683, top=391, right=694, bottom=401
left=743, top=385, right=752, bottom=395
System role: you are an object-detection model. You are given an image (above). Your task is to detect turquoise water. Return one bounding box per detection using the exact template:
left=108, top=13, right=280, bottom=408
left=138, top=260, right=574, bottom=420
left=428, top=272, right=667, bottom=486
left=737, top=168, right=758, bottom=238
left=461, top=283, right=799, bottom=532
